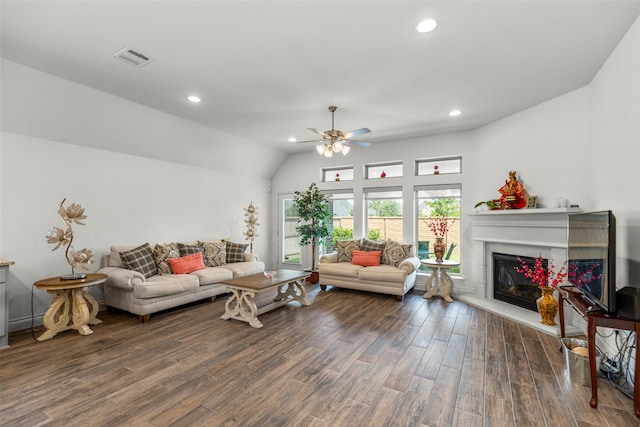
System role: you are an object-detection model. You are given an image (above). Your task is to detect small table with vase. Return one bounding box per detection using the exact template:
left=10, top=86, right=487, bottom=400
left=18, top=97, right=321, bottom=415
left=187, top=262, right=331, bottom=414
left=421, top=259, right=459, bottom=303
left=33, top=273, right=107, bottom=341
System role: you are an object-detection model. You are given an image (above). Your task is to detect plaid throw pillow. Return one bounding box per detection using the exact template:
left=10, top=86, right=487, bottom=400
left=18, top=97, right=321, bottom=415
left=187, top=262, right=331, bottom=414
left=120, top=243, right=158, bottom=278
left=199, top=240, right=226, bottom=267
left=336, top=240, right=360, bottom=263
left=359, top=238, right=386, bottom=262
left=176, top=242, right=205, bottom=260
left=153, top=242, right=180, bottom=275
left=225, top=241, right=248, bottom=263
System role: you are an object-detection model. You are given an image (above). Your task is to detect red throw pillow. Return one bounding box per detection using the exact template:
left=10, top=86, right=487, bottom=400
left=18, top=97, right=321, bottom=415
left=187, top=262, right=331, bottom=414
left=351, top=250, right=381, bottom=267
left=167, top=252, right=206, bottom=274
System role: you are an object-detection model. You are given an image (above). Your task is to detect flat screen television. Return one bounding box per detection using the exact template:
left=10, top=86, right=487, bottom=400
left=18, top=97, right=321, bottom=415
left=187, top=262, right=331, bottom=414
left=567, top=210, right=616, bottom=314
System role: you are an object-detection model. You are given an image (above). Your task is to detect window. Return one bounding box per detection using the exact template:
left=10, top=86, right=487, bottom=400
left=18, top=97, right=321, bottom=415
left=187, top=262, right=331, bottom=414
left=416, top=185, right=461, bottom=272
left=322, top=191, right=354, bottom=254
left=322, top=166, right=354, bottom=182
left=364, top=187, right=403, bottom=241
left=416, top=157, right=461, bottom=176
left=282, top=198, right=301, bottom=265
left=365, top=161, right=403, bottom=179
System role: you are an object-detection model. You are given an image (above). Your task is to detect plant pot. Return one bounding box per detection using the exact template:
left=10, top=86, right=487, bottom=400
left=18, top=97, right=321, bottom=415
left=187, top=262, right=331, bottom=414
left=433, top=237, right=446, bottom=263
left=305, top=269, right=319, bottom=284
left=537, top=287, right=558, bottom=326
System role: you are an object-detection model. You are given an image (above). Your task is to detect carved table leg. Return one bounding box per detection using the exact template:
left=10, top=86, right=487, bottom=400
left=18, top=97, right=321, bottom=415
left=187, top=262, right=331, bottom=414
left=221, top=288, right=262, bottom=328
left=439, top=270, right=454, bottom=302
left=38, top=289, right=72, bottom=341
left=71, top=287, right=94, bottom=335
left=423, top=269, right=438, bottom=299
left=274, top=280, right=310, bottom=306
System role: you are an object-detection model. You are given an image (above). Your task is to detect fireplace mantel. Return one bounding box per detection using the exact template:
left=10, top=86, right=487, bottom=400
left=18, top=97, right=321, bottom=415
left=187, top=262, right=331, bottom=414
left=459, top=207, right=583, bottom=335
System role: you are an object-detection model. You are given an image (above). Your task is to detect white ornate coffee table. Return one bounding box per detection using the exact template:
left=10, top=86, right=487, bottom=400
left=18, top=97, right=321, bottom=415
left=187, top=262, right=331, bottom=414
left=421, top=259, right=459, bottom=302
left=220, top=269, right=311, bottom=328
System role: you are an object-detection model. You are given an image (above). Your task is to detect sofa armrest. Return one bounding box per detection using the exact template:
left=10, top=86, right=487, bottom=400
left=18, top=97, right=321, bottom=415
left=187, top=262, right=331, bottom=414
left=398, top=257, right=420, bottom=275
left=320, top=252, right=338, bottom=263
left=245, top=253, right=260, bottom=262
left=98, top=266, right=145, bottom=290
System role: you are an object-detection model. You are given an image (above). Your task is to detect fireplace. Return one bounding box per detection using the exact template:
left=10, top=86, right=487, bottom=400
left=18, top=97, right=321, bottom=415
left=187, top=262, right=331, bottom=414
left=493, top=253, right=545, bottom=311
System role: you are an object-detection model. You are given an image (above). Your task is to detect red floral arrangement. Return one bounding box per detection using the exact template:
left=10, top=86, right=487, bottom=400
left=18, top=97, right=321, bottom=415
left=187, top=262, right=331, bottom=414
left=515, top=255, right=568, bottom=288
left=425, top=217, right=455, bottom=239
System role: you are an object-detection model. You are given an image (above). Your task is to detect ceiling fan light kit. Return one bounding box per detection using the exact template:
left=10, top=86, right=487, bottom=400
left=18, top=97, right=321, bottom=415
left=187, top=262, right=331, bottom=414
left=299, top=106, right=372, bottom=157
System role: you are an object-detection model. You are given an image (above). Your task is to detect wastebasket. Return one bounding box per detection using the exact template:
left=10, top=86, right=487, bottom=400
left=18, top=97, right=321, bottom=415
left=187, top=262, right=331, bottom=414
left=561, top=337, right=601, bottom=386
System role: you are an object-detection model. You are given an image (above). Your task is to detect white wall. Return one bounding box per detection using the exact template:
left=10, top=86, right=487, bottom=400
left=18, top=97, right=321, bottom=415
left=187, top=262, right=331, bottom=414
left=1, top=61, right=287, bottom=332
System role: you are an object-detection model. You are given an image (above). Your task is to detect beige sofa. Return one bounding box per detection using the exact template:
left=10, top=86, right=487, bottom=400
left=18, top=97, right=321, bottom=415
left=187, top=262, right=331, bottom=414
left=98, top=241, right=264, bottom=322
left=318, top=239, right=420, bottom=300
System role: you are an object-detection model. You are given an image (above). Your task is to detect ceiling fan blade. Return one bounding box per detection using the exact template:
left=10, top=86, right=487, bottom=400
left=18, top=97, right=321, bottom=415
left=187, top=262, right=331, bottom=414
left=308, top=128, right=328, bottom=138
left=295, top=139, right=325, bottom=144
left=341, top=127, right=371, bottom=140
left=343, top=139, right=372, bottom=148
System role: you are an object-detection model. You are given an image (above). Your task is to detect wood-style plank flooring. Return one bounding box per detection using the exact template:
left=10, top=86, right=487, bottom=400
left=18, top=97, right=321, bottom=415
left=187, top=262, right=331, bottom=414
left=1, top=285, right=638, bottom=426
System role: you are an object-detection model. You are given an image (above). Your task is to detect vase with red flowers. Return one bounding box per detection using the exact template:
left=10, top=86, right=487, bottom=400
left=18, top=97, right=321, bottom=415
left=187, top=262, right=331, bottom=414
left=515, top=255, right=568, bottom=325
left=425, top=217, right=456, bottom=262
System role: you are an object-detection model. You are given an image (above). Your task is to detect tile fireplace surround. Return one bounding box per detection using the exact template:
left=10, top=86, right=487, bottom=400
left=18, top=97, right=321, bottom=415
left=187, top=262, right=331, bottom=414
left=458, top=207, right=584, bottom=336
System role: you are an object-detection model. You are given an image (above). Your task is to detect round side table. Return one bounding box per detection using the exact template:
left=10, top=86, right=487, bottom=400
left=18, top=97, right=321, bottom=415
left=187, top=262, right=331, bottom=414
left=34, top=273, right=107, bottom=341
left=421, top=259, right=459, bottom=302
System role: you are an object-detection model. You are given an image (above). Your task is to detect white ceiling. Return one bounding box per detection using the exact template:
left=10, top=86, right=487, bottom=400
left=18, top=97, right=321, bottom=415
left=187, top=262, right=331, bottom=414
left=2, top=1, right=640, bottom=154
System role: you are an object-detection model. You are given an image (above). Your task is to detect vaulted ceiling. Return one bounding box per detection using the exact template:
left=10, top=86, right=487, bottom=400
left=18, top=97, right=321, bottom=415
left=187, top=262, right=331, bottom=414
left=2, top=1, right=639, bottom=153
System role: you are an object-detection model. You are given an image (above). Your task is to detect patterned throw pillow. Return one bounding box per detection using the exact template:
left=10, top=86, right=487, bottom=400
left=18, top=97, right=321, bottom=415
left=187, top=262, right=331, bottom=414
left=153, top=243, right=180, bottom=275
left=359, top=238, right=386, bottom=262
left=336, top=240, right=360, bottom=263
left=199, top=240, right=226, bottom=267
left=120, top=243, right=158, bottom=278
left=225, top=241, right=249, bottom=263
left=382, top=239, right=413, bottom=267
left=176, top=242, right=205, bottom=260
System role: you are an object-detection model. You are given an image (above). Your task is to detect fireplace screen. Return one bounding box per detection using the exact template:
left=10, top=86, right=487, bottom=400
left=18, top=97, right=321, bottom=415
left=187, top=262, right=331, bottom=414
left=493, top=253, right=546, bottom=311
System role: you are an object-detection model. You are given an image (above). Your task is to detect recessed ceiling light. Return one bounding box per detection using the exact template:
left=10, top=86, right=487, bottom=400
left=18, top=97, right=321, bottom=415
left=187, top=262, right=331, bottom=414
left=449, top=109, right=462, bottom=117
left=288, top=137, right=297, bottom=142
left=417, top=18, right=438, bottom=33
left=187, top=95, right=201, bottom=103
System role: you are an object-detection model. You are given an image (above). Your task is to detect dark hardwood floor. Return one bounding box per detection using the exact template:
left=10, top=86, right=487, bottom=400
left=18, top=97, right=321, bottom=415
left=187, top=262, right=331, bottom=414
left=1, top=284, right=637, bottom=426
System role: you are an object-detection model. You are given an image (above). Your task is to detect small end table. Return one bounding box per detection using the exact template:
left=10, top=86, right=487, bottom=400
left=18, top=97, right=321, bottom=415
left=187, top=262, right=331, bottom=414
left=421, top=259, right=459, bottom=302
left=34, top=273, right=107, bottom=341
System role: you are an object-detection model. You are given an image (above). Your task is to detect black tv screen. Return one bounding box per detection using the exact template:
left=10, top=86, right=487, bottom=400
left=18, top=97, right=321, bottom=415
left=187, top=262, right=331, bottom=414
left=567, top=211, right=616, bottom=313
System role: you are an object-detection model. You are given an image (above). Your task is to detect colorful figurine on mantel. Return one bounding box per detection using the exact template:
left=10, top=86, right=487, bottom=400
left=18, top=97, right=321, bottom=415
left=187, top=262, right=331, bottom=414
left=498, top=171, right=528, bottom=209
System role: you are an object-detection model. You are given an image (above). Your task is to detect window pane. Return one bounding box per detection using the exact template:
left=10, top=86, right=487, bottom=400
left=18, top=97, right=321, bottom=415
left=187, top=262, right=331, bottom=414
left=416, top=157, right=461, bottom=175
left=365, top=188, right=403, bottom=241
left=282, top=199, right=301, bottom=264
left=323, top=167, right=354, bottom=182
left=323, top=192, right=354, bottom=254
left=416, top=185, right=461, bottom=272
left=366, top=162, right=403, bottom=179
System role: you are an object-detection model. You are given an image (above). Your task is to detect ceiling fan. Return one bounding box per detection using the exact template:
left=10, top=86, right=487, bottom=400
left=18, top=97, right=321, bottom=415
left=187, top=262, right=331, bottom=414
left=297, top=106, right=371, bottom=157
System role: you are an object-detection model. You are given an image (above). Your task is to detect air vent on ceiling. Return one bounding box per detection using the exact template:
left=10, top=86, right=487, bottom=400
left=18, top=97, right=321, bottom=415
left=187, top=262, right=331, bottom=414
left=113, top=47, right=154, bottom=68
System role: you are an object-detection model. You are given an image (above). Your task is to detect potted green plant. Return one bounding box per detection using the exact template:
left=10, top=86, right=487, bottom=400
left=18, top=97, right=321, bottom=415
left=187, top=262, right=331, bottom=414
left=293, top=183, right=332, bottom=283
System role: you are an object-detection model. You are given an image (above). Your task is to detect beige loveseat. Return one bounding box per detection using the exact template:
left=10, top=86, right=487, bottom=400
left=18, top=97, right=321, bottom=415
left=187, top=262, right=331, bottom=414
left=318, top=239, right=421, bottom=300
left=97, top=240, right=264, bottom=322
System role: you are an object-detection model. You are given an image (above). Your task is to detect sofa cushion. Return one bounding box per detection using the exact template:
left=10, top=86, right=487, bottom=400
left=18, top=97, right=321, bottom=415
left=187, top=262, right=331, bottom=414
left=225, top=241, right=248, bottom=263
left=153, top=242, right=180, bottom=275
left=336, top=240, right=360, bottom=263
left=132, top=274, right=199, bottom=299
left=382, top=239, right=413, bottom=267
left=109, top=245, right=138, bottom=268
left=357, top=264, right=409, bottom=283
left=319, top=262, right=363, bottom=279
left=351, top=250, right=382, bottom=267
left=168, top=252, right=206, bottom=274
left=199, top=240, right=227, bottom=267
left=120, top=243, right=158, bottom=279
left=221, top=261, right=266, bottom=278
left=189, top=267, right=234, bottom=285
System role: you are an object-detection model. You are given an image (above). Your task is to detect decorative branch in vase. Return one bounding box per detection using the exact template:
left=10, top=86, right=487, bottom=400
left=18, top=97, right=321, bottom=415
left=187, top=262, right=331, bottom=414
left=425, top=216, right=456, bottom=263
left=45, top=198, right=94, bottom=280
left=243, top=201, right=259, bottom=253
